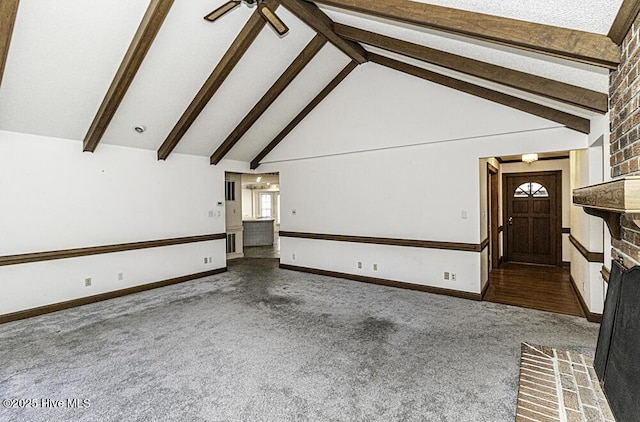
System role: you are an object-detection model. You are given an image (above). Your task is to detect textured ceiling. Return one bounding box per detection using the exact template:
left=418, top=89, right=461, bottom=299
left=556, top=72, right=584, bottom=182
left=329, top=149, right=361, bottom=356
left=262, top=63, right=569, bottom=164
left=409, top=0, right=623, bottom=34
left=225, top=43, right=352, bottom=161
left=173, top=6, right=318, bottom=157
left=318, top=6, right=610, bottom=92
left=0, top=0, right=149, bottom=141
left=365, top=45, right=598, bottom=120
left=0, top=0, right=624, bottom=164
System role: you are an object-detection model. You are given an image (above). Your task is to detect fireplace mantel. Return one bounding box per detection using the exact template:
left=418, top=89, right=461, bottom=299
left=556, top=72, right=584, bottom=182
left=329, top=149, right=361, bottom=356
left=573, top=176, right=640, bottom=240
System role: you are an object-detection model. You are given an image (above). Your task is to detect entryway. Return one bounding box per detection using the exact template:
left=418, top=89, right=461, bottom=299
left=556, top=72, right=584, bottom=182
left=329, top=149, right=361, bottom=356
left=484, top=161, right=584, bottom=316
left=503, top=171, right=561, bottom=266
left=484, top=263, right=583, bottom=316
left=225, top=172, right=280, bottom=260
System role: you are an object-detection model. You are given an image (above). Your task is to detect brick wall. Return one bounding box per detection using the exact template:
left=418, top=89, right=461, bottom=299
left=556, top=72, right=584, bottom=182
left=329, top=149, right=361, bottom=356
left=610, top=13, right=640, bottom=266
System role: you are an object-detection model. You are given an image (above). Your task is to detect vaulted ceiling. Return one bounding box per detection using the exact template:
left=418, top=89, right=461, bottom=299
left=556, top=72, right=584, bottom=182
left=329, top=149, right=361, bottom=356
left=0, top=0, right=635, bottom=169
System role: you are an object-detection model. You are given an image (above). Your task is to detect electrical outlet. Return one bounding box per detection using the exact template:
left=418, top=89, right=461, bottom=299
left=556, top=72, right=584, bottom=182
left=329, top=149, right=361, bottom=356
left=204, top=257, right=208, bottom=264
left=84, top=277, right=92, bottom=287
left=208, top=256, right=212, bottom=263
left=357, top=261, right=362, bottom=269
left=451, top=273, right=456, bottom=281
left=292, top=253, right=296, bottom=260
left=444, top=272, right=450, bottom=281
left=208, top=210, right=214, bottom=218
left=373, top=263, right=378, bottom=271
left=117, top=272, right=123, bottom=281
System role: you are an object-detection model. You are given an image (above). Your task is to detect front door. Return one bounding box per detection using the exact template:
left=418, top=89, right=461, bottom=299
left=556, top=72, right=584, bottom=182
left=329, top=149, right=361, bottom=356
left=504, top=171, right=561, bottom=266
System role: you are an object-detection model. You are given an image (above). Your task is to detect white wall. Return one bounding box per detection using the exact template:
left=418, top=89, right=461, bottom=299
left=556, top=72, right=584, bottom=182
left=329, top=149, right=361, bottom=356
left=259, top=64, right=588, bottom=295
left=264, top=129, right=586, bottom=295
left=276, top=142, right=485, bottom=293
left=570, top=145, right=606, bottom=313
left=0, top=131, right=227, bottom=315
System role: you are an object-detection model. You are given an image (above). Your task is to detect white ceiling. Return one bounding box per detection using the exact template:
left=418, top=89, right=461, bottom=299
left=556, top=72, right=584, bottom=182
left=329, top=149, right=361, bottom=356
left=241, top=172, right=280, bottom=188
left=0, top=0, right=149, bottom=141
left=319, top=6, right=611, bottom=92
left=409, top=0, right=622, bottom=34
left=173, top=6, right=318, bottom=157
left=226, top=43, right=351, bottom=161
left=365, top=46, right=598, bottom=120
left=262, top=63, right=568, bottom=163
left=0, top=0, right=624, bottom=164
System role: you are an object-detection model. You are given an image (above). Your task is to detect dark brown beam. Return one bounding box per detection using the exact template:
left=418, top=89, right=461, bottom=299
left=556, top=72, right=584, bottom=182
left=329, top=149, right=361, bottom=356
left=369, top=53, right=590, bottom=134
left=0, top=0, right=19, bottom=90
left=210, top=34, right=326, bottom=165
left=280, top=0, right=366, bottom=64
left=336, top=24, right=608, bottom=114
left=83, top=0, right=175, bottom=152
left=311, top=0, right=620, bottom=69
left=609, top=0, right=640, bottom=45
left=158, top=0, right=279, bottom=160
left=251, top=61, right=357, bottom=169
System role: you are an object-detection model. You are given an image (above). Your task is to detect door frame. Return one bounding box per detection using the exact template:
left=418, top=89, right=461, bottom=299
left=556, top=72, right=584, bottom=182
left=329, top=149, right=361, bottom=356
left=487, top=163, right=500, bottom=270
left=502, top=170, right=562, bottom=266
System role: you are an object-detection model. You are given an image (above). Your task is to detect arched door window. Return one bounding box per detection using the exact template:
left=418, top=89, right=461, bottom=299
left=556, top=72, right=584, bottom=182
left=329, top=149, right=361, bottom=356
left=513, top=182, right=549, bottom=198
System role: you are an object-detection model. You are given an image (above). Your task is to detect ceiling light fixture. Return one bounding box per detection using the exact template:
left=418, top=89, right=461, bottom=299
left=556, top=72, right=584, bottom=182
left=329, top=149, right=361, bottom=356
left=522, top=153, right=538, bottom=164
left=256, top=176, right=262, bottom=182
left=204, top=0, right=289, bottom=36
left=134, top=125, right=146, bottom=133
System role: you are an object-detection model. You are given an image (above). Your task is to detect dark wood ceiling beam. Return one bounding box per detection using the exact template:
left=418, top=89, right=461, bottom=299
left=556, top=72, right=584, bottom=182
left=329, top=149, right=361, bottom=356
left=369, top=53, right=590, bottom=134
left=609, top=0, right=640, bottom=45
left=310, top=0, right=620, bottom=69
left=83, top=0, right=175, bottom=153
left=280, top=0, right=366, bottom=64
left=157, top=0, right=279, bottom=161
left=251, top=61, right=357, bottom=169
left=210, top=34, right=326, bottom=165
left=336, top=24, right=608, bottom=114
left=0, top=0, right=19, bottom=90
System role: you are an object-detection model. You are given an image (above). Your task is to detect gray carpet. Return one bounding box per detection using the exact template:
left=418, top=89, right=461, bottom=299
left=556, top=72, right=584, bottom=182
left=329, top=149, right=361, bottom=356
left=0, top=258, right=599, bottom=422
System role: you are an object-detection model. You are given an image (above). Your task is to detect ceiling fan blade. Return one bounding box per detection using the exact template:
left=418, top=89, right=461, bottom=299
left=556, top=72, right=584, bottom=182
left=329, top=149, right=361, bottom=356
left=204, top=1, right=242, bottom=22
left=258, top=4, right=289, bottom=35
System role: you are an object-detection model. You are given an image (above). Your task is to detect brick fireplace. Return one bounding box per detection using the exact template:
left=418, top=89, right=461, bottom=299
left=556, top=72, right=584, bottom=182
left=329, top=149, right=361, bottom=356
left=609, top=11, right=640, bottom=267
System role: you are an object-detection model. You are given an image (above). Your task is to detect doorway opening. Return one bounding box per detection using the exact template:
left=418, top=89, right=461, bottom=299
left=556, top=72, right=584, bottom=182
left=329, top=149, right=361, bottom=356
left=503, top=171, right=562, bottom=266
left=482, top=158, right=583, bottom=316
left=225, top=172, right=280, bottom=260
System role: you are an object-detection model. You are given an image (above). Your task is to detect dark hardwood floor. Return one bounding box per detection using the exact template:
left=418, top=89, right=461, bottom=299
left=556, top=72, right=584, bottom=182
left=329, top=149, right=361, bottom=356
left=484, top=262, right=584, bottom=317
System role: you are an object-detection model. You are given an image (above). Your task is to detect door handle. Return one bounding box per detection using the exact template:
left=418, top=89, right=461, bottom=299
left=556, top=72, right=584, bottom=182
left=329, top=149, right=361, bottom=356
left=508, top=216, right=513, bottom=225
